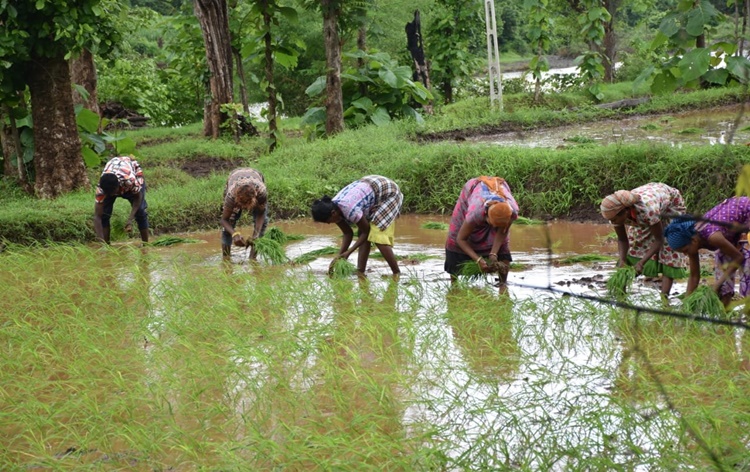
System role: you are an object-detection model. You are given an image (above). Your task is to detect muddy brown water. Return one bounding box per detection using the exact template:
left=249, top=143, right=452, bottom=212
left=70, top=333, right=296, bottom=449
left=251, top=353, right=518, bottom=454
left=164, top=214, right=685, bottom=298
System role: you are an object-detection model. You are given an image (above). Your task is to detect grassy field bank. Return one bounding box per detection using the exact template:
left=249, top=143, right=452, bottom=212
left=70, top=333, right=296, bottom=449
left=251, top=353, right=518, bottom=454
left=0, top=87, right=748, bottom=245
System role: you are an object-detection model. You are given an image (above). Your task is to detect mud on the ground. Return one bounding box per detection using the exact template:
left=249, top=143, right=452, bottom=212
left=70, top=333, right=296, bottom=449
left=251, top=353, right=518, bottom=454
left=177, top=155, right=245, bottom=178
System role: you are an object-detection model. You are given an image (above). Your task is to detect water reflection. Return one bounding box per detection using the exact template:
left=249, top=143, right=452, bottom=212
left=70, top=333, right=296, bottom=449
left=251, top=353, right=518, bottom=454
left=445, top=287, right=519, bottom=383
left=285, top=277, right=409, bottom=466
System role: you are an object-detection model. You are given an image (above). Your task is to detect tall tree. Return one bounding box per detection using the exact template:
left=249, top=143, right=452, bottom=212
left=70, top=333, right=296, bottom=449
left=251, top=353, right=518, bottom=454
left=70, top=49, right=101, bottom=117
left=320, top=0, right=345, bottom=135
left=0, top=0, right=119, bottom=198
left=425, top=0, right=484, bottom=104
left=194, top=0, right=235, bottom=138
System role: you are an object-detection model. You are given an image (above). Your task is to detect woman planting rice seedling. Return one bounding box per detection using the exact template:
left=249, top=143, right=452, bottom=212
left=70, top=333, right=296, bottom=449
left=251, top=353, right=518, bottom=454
left=665, top=196, right=750, bottom=307
left=600, top=182, right=688, bottom=298
left=311, top=175, right=403, bottom=277
left=220, top=168, right=268, bottom=261
left=445, top=176, right=518, bottom=294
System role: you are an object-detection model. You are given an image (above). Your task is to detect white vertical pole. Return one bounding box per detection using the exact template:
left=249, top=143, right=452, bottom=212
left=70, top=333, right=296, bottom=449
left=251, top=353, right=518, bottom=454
left=484, top=0, right=503, bottom=110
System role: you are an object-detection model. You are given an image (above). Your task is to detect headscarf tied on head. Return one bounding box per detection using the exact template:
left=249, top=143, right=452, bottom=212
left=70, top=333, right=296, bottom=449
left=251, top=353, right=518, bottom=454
left=600, top=190, right=642, bottom=220
left=477, top=176, right=514, bottom=229
left=486, top=200, right=514, bottom=229
left=664, top=217, right=697, bottom=250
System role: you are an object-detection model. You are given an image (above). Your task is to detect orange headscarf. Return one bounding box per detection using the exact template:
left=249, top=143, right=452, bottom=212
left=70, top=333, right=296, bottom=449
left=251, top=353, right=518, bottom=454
left=486, top=200, right=513, bottom=228
left=477, top=176, right=513, bottom=229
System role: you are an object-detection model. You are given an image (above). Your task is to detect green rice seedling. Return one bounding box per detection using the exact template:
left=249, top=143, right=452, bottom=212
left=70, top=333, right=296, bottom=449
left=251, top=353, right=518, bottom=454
left=148, top=236, right=201, bottom=246
left=370, top=252, right=434, bottom=262
left=329, top=258, right=357, bottom=278
left=677, top=127, right=703, bottom=134
left=252, top=237, right=287, bottom=264
left=264, top=227, right=288, bottom=244
left=558, top=254, right=613, bottom=264
left=458, top=260, right=484, bottom=280
left=514, top=216, right=544, bottom=225
left=292, top=246, right=338, bottom=264
left=564, top=135, right=595, bottom=144
left=264, top=227, right=305, bottom=244
left=421, top=221, right=449, bottom=230
left=606, top=266, right=636, bottom=298
left=681, top=285, right=725, bottom=317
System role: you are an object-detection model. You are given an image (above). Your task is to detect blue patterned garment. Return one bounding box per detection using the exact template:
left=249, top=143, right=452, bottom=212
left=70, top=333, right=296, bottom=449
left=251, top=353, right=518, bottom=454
left=332, top=175, right=402, bottom=231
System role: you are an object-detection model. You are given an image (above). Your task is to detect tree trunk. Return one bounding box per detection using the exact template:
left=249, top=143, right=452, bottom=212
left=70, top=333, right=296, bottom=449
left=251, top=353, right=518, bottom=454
left=321, top=0, right=344, bottom=136
left=744, top=0, right=749, bottom=57
left=195, top=0, right=234, bottom=139
left=1, top=110, right=14, bottom=178
left=233, top=47, right=250, bottom=116
left=602, top=0, right=618, bottom=82
left=27, top=54, right=89, bottom=199
left=405, top=10, right=433, bottom=112
left=357, top=10, right=367, bottom=97
left=441, top=78, right=453, bottom=104
left=262, top=0, right=278, bottom=152
left=70, top=49, right=100, bottom=117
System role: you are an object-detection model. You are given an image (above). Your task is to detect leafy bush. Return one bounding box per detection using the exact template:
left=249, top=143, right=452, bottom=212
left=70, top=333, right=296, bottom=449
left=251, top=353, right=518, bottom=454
left=97, top=57, right=173, bottom=125
left=301, top=51, right=433, bottom=138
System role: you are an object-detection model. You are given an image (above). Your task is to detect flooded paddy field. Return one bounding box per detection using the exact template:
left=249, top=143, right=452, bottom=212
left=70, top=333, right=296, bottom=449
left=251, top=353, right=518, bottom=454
left=2, top=215, right=749, bottom=470
left=468, top=104, right=750, bottom=148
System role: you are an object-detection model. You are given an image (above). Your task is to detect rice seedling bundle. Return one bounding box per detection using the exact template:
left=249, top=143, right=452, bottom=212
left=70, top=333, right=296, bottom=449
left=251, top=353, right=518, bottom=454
left=148, top=236, right=200, bottom=247
left=514, top=216, right=544, bottom=225
left=292, top=246, right=338, bottom=264
left=264, top=227, right=288, bottom=244
left=329, top=258, right=357, bottom=278
left=458, top=260, right=485, bottom=280
left=682, top=285, right=726, bottom=317
left=558, top=254, right=613, bottom=264
left=253, top=237, right=287, bottom=264
left=421, top=222, right=449, bottom=230
left=606, top=266, right=636, bottom=298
